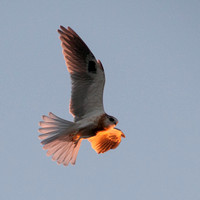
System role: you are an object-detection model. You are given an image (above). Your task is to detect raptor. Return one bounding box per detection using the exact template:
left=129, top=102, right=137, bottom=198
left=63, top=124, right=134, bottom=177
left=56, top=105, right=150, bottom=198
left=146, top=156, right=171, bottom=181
left=38, top=26, right=125, bottom=166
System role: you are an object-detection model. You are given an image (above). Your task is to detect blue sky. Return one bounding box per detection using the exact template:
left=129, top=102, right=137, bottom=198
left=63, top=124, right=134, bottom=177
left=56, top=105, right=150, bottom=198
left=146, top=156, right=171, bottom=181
left=1, top=1, right=200, bottom=200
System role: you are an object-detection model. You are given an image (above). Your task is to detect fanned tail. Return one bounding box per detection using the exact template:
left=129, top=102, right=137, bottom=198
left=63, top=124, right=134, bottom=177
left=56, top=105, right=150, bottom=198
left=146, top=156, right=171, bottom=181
left=38, top=112, right=82, bottom=166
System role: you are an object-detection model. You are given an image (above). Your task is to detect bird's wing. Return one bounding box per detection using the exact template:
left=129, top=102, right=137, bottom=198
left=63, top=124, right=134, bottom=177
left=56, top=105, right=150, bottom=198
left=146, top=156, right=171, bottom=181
left=58, top=26, right=105, bottom=121
left=88, top=128, right=125, bottom=154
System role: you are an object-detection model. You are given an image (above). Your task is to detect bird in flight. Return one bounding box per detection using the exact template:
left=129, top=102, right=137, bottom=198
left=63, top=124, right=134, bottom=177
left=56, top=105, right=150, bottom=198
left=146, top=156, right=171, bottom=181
left=38, top=26, right=125, bottom=166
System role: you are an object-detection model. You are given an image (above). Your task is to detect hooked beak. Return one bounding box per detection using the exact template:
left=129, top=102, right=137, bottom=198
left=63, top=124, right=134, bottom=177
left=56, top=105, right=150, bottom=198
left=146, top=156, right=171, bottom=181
left=121, top=132, right=126, bottom=138
left=114, top=127, right=125, bottom=138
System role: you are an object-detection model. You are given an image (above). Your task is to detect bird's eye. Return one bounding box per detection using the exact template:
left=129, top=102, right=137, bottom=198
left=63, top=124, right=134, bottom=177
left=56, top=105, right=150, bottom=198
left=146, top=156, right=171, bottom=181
left=109, top=117, right=115, bottom=122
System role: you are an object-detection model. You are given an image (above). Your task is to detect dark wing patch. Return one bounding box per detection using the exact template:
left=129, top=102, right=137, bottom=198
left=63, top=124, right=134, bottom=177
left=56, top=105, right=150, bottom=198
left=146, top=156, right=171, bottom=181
left=88, top=61, right=96, bottom=73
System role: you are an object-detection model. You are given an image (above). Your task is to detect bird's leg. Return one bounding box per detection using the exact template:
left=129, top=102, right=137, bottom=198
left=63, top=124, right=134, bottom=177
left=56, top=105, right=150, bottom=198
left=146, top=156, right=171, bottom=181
left=73, top=132, right=82, bottom=146
left=74, top=136, right=81, bottom=145
left=73, top=134, right=91, bottom=146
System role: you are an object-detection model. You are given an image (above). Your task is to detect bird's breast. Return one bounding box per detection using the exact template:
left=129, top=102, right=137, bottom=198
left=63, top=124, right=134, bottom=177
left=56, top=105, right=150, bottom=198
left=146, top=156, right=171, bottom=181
left=76, top=114, right=107, bottom=139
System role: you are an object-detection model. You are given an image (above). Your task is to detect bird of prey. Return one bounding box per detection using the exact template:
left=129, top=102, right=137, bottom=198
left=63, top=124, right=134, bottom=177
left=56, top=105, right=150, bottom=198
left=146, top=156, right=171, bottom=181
left=38, top=26, right=125, bottom=166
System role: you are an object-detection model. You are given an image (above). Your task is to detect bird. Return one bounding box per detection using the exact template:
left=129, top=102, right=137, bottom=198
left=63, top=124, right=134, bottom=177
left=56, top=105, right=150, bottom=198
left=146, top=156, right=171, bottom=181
left=38, top=26, right=125, bottom=166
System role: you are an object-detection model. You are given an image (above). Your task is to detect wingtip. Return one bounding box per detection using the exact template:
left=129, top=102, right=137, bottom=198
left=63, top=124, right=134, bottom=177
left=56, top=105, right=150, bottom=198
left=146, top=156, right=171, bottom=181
left=60, top=25, right=64, bottom=30
left=67, top=26, right=73, bottom=32
left=57, top=26, right=65, bottom=34
left=59, top=25, right=71, bottom=33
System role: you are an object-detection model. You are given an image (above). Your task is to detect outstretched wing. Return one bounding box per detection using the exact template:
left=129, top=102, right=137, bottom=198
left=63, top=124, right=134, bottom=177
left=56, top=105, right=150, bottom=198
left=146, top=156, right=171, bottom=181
left=88, top=128, right=125, bottom=154
left=58, top=26, right=105, bottom=121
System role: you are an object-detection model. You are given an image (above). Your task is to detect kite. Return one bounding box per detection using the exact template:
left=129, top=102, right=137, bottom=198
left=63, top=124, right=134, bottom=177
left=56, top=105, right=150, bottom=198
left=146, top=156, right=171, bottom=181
left=38, top=26, right=125, bottom=166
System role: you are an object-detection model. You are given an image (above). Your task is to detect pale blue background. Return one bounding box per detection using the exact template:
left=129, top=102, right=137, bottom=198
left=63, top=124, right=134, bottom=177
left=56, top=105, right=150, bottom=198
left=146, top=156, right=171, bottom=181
left=1, top=1, right=200, bottom=200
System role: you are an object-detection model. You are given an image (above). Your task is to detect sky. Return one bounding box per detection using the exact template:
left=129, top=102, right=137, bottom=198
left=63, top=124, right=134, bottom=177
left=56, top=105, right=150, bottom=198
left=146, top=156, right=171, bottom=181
left=1, top=0, right=200, bottom=200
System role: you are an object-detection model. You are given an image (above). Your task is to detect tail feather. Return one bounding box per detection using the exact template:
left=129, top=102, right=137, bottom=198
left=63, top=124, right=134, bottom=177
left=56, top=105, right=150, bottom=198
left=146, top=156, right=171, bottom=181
left=41, top=134, right=64, bottom=145
left=39, top=127, right=59, bottom=134
left=63, top=143, right=75, bottom=166
left=71, top=140, right=82, bottom=165
left=48, top=112, right=70, bottom=123
left=42, top=115, right=59, bottom=123
left=38, top=131, right=58, bottom=140
left=39, top=121, right=69, bottom=128
left=57, top=145, right=71, bottom=164
left=38, top=112, right=81, bottom=166
left=46, top=142, right=64, bottom=157
left=52, top=142, right=67, bottom=161
left=56, top=144, right=71, bottom=164
left=43, top=139, right=61, bottom=150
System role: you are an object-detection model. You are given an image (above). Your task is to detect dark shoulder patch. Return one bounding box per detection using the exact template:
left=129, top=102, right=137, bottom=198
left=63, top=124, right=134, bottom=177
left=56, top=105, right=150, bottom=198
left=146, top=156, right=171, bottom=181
left=88, top=61, right=96, bottom=73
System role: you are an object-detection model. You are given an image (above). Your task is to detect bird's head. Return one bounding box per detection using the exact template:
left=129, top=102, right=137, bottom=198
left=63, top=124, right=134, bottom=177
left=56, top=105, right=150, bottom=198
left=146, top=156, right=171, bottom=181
left=104, top=114, right=118, bottom=128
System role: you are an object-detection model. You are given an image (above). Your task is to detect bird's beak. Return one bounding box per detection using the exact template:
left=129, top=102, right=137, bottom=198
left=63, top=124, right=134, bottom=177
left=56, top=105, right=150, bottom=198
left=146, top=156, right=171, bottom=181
left=121, top=132, right=126, bottom=138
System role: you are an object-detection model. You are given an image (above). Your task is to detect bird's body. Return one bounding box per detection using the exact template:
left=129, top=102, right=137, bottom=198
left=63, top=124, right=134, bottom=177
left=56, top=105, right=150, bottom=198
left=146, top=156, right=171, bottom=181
left=38, top=26, right=125, bottom=166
